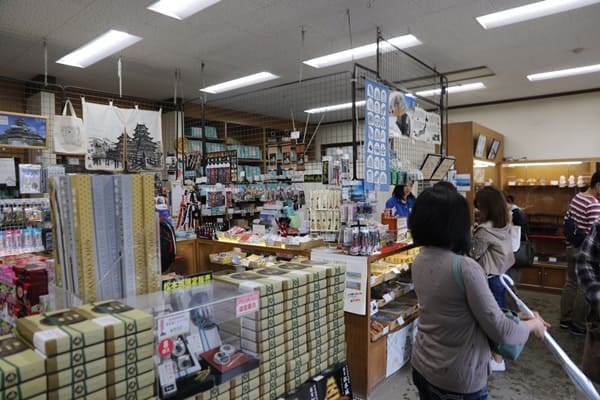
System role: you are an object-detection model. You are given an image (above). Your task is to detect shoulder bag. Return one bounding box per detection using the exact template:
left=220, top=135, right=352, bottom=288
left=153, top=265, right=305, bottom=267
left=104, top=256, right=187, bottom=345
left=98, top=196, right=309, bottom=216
left=451, top=255, right=525, bottom=360
left=514, top=233, right=535, bottom=268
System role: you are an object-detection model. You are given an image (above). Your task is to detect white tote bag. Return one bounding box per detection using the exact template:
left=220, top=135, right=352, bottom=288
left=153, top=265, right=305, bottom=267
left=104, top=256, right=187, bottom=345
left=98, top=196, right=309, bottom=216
left=53, top=100, right=86, bottom=154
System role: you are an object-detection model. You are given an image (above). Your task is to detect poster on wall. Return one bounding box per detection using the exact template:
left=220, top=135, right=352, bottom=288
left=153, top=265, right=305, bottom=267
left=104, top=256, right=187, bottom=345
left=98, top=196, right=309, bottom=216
left=364, top=78, right=390, bottom=191
left=82, top=99, right=127, bottom=171
left=124, top=108, right=163, bottom=171
left=0, top=111, right=47, bottom=149
left=425, top=111, right=441, bottom=144
left=410, top=105, right=427, bottom=141
left=388, top=91, right=416, bottom=139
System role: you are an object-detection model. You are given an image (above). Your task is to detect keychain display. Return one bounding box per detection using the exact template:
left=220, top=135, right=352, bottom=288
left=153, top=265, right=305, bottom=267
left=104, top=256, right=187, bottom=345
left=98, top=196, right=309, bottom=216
left=205, top=150, right=237, bottom=184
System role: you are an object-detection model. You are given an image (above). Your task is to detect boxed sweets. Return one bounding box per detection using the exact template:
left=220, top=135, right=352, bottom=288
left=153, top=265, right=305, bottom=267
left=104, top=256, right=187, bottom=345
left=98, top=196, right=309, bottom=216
left=0, top=335, right=45, bottom=390
left=17, top=308, right=105, bottom=356
left=43, top=342, right=105, bottom=373
left=0, top=375, right=47, bottom=400
left=47, top=357, right=106, bottom=390
left=107, top=369, right=155, bottom=399
left=215, top=272, right=283, bottom=296
left=76, top=300, right=153, bottom=339
left=47, top=372, right=107, bottom=400
left=106, top=343, right=154, bottom=370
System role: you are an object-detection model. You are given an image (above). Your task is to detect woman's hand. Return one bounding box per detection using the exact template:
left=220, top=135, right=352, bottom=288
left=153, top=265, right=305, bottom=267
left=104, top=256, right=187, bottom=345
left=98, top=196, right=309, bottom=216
left=521, top=311, right=550, bottom=339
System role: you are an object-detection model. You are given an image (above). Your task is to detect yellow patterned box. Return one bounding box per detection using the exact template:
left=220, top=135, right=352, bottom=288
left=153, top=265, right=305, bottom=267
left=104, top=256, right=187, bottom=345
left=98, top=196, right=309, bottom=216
left=106, top=329, right=153, bottom=355
left=327, top=301, right=344, bottom=314
left=107, top=343, right=153, bottom=370
left=0, top=375, right=46, bottom=399
left=230, top=376, right=259, bottom=398
left=44, top=342, right=105, bottom=373
left=326, top=273, right=345, bottom=287
left=106, top=369, right=155, bottom=399
left=329, top=331, right=346, bottom=349
left=307, top=288, right=328, bottom=303
left=196, top=380, right=230, bottom=400
left=329, top=348, right=347, bottom=365
left=284, top=314, right=307, bottom=331
left=17, top=309, right=105, bottom=356
left=107, top=356, right=154, bottom=385
left=286, top=371, right=310, bottom=393
left=115, top=384, right=155, bottom=400
left=260, top=382, right=285, bottom=400
left=270, top=263, right=326, bottom=283
left=306, top=298, right=327, bottom=313
left=77, top=301, right=153, bottom=339
left=284, top=323, right=307, bottom=343
left=241, top=322, right=285, bottom=343
left=307, top=324, right=329, bottom=343
left=259, top=367, right=286, bottom=389
left=285, top=304, right=307, bottom=321
left=285, top=353, right=310, bottom=373
left=328, top=282, right=345, bottom=296
left=240, top=330, right=285, bottom=354
left=229, top=367, right=260, bottom=387
left=253, top=267, right=309, bottom=289
left=284, top=332, right=308, bottom=352
left=287, top=342, right=308, bottom=361
left=259, top=353, right=286, bottom=375
left=307, top=335, right=329, bottom=351
left=308, top=315, right=328, bottom=331
left=241, top=312, right=285, bottom=331
left=328, top=309, right=345, bottom=324
left=306, top=306, right=327, bottom=322
left=47, top=357, right=106, bottom=390
left=47, top=372, right=107, bottom=400
left=245, top=302, right=285, bottom=321
left=254, top=343, right=285, bottom=363
left=215, top=272, right=283, bottom=296
left=0, top=335, right=45, bottom=390
left=290, top=260, right=346, bottom=277
left=328, top=314, right=345, bottom=331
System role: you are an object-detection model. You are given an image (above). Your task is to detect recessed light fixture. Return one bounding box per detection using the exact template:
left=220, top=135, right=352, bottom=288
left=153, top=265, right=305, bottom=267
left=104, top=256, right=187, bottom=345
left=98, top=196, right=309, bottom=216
left=56, top=30, right=142, bottom=68
left=147, top=0, right=221, bottom=20
left=527, top=63, right=600, bottom=81
left=503, top=161, right=583, bottom=167
left=303, top=34, right=422, bottom=68
left=200, top=72, right=279, bottom=94
left=304, top=100, right=366, bottom=114
left=415, top=82, right=486, bottom=97
left=476, top=0, right=600, bottom=30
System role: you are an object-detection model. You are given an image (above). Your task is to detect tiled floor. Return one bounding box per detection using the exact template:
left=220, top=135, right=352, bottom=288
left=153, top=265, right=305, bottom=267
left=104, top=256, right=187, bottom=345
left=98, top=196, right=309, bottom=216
left=369, top=289, right=586, bottom=400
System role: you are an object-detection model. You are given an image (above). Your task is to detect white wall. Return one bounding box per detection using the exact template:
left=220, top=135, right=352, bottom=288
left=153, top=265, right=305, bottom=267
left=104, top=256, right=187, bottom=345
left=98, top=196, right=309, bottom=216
left=448, top=91, right=600, bottom=160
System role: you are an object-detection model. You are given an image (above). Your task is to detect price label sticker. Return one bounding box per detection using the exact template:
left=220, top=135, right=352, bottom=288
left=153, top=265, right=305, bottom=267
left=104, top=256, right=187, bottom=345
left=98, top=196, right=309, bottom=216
left=383, top=293, right=393, bottom=303
left=236, top=291, right=260, bottom=317
left=382, top=326, right=389, bottom=335
left=370, top=275, right=377, bottom=285
left=291, top=131, right=301, bottom=139
left=157, top=313, right=190, bottom=339
left=392, top=267, right=401, bottom=274
left=397, top=316, right=405, bottom=326
left=370, top=300, right=378, bottom=316
left=158, top=338, right=174, bottom=357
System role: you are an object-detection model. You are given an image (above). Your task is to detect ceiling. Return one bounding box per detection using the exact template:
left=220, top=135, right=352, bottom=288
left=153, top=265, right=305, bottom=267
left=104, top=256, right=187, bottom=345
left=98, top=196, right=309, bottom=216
left=1, top=0, right=600, bottom=112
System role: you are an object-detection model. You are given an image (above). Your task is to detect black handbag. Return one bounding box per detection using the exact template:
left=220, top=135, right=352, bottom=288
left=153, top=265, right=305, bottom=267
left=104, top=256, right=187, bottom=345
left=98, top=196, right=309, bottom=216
left=514, top=238, right=534, bottom=267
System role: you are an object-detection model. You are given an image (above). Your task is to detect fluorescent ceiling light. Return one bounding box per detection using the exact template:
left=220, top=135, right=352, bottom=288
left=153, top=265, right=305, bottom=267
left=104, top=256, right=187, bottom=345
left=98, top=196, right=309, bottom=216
left=304, top=100, right=366, bottom=114
left=474, top=160, right=496, bottom=168
left=303, top=34, right=422, bottom=68
left=504, top=161, right=583, bottom=167
left=56, top=30, right=142, bottom=68
left=147, top=0, right=221, bottom=20
left=200, top=72, right=279, bottom=94
left=476, top=0, right=600, bottom=30
left=416, top=82, right=486, bottom=97
left=527, top=63, right=600, bottom=81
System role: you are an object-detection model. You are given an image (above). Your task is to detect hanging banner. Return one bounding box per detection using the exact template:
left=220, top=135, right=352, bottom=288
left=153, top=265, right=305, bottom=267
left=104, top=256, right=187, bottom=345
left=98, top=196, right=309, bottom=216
left=364, top=78, right=390, bottom=191
left=83, top=99, right=128, bottom=172
left=388, top=91, right=416, bottom=139
left=124, top=108, right=163, bottom=171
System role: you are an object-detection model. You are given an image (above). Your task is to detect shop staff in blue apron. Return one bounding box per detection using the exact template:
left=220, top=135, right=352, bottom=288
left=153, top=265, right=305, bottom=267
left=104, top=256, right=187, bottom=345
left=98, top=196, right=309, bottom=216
left=385, top=182, right=416, bottom=217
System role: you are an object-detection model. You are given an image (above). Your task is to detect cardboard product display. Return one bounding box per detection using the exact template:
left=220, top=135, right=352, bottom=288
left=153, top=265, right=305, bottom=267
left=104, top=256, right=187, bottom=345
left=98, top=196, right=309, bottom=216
left=195, top=380, right=231, bottom=400
left=284, top=333, right=308, bottom=353
left=49, top=388, right=108, bottom=400
left=16, top=309, right=105, bottom=356
left=312, top=362, right=352, bottom=400
left=327, top=282, right=345, bottom=296
left=76, top=301, right=153, bottom=339
left=241, top=312, right=285, bottom=331
left=327, top=309, right=345, bottom=324
left=306, top=298, right=327, bottom=313
left=286, top=304, right=307, bottom=321
left=307, top=335, right=328, bottom=352
left=105, top=329, right=154, bottom=355
left=47, top=372, right=107, bottom=400
left=329, top=348, right=347, bottom=365
left=0, top=374, right=46, bottom=400
left=326, top=301, right=344, bottom=314
left=272, top=264, right=327, bottom=283
left=229, top=367, right=260, bottom=387
left=259, top=353, right=286, bottom=376
left=106, top=356, right=154, bottom=385
left=253, top=268, right=309, bottom=290
left=289, top=260, right=347, bottom=277
left=286, top=371, right=310, bottom=394
left=107, top=369, right=155, bottom=399
left=230, top=376, right=259, bottom=398
left=306, top=288, right=327, bottom=304
left=47, top=357, right=106, bottom=390
left=234, top=386, right=260, bottom=400
left=327, top=290, right=344, bottom=305
left=326, top=273, right=345, bottom=288
left=284, top=314, right=307, bottom=331
left=306, top=306, right=327, bottom=323
left=106, top=343, right=153, bottom=370
left=260, top=362, right=286, bottom=384
left=253, top=342, right=285, bottom=363
left=241, top=323, right=285, bottom=343
left=43, top=342, right=106, bottom=373
left=279, top=380, right=320, bottom=400
left=307, top=315, right=328, bottom=331
left=328, top=332, right=346, bottom=349
left=0, top=335, right=45, bottom=390
left=328, top=317, right=344, bottom=332
left=245, top=302, right=285, bottom=321
left=284, top=323, right=308, bottom=343
left=288, top=342, right=308, bottom=361
left=261, top=382, right=286, bottom=400
left=241, top=330, right=285, bottom=354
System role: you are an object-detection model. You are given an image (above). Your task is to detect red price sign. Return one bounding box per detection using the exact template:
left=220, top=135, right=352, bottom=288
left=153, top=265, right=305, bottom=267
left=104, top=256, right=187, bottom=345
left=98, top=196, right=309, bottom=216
left=158, top=338, right=174, bottom=357
left=236, top=291, right=260, bottom=317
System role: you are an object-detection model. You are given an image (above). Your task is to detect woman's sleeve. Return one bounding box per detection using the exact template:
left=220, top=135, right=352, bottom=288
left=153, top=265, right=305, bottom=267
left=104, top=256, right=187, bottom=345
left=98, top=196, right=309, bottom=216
left=385, top=198, right=394, bottom=209
left=461, top=259, right=530, bottom=345
left=469, top=230, right=489, bottom=261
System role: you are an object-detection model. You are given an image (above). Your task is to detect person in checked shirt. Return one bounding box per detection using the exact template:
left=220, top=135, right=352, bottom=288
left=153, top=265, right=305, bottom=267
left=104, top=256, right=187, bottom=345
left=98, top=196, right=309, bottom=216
left=576, top=219, right=600, bottom=388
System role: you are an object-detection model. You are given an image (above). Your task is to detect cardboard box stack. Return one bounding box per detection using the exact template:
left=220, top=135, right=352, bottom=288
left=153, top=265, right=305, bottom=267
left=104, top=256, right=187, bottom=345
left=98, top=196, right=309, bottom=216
left=16, top=308, right=108, bottom=399
left=77, top=300, right=155, bottom=399
left=0, top=335, right=47, bottom=400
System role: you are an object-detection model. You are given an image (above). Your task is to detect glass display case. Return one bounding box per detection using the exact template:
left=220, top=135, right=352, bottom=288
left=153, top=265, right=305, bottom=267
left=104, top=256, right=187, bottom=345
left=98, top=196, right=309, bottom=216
left=123, top=281, right=260, bottom=400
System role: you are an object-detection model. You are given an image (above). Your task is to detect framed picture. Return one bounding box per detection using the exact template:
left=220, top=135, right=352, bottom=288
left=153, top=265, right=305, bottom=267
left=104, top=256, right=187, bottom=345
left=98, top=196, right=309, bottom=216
left=474, top=134, right=487, bottom=158
left=0, top=111, right=48, bottom=149
left=487, top=139, right=501, bottom=160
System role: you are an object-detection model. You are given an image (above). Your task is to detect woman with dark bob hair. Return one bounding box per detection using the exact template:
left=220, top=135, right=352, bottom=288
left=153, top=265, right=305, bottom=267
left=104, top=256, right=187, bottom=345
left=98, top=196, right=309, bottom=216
left=408, top=185, right=548, bottom=399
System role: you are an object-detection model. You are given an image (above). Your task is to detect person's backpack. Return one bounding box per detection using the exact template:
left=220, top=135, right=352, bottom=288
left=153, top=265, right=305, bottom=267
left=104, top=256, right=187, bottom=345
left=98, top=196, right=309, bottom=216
left=160, top=219, right=177, bottom=273
left=564, top=213, right=586, bottom=248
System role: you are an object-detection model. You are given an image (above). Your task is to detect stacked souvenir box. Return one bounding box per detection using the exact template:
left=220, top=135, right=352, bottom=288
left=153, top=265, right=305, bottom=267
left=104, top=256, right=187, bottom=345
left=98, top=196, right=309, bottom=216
left=215, top=271, right=286, bottom=400
left=0, top=265, right=16, bottom=334
left=274, top=260, right=346, bottom=378
left=16, top=308, right=108, bottom=399
left=277, top=362, right=353, bottom=400
left=77, top=300, right=155, bottom=399
left=0, top=335, right=47, bottom=400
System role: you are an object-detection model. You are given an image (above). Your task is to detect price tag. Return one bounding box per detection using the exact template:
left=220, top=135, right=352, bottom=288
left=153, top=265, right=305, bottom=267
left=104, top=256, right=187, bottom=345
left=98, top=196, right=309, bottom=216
left=291, top=131, right=301, bottom=139
left=382, top=326, right=389, bottom=335
left=236, top=291, right=260, bottom=317
left=370, top=275, right=377, bottom=285
left=391, top=267, right=401, bottom=274
left=157, top=313, right=190, bottom=339
left=370, top=300, right=378, bottom=316
left=383, top=293, right=393, bottom=303
left=397, top=316, right=405, bottom=326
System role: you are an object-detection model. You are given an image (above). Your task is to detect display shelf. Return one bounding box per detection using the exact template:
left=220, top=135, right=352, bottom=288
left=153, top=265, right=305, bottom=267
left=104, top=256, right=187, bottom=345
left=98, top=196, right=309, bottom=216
left=123, top=281, right=260, bottom=400
left=528, top=234, right=565, bottom=240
